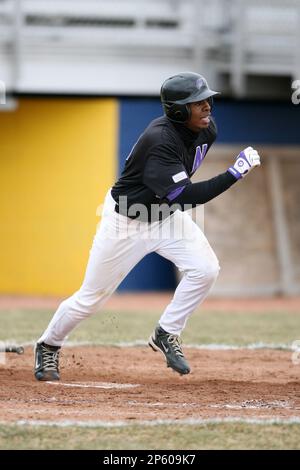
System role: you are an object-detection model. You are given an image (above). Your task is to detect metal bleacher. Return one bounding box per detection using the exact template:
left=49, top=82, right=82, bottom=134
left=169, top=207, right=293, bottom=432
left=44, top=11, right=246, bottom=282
left=212, top=0, right=300, bottom=96
left=0, top=0, right=299, bottom=97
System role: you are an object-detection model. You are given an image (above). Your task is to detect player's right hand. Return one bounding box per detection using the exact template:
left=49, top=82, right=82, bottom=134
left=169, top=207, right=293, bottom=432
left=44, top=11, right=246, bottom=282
left=228, top=146, right=261, bottom=180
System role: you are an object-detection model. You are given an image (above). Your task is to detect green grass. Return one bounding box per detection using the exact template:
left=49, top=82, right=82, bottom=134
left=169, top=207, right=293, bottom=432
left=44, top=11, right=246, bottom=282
left=0, top=308, right=299, bottom=346
left=1, top=423, right=300, bottom=450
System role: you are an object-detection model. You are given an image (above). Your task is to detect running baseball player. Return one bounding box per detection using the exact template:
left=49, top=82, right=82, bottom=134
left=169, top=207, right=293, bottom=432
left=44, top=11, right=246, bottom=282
left=34, top=72, right=261, bottom=380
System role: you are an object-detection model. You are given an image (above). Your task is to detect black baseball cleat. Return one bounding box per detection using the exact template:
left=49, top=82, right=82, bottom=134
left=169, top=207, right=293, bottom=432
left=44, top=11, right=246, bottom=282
left=148, top=325, right=190, bottom=375
left=34, top=342, right=61, bottom=381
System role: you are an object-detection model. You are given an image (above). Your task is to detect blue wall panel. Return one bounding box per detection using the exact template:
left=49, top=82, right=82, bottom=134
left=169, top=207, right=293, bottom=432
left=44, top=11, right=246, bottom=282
left=118, top=98, right=299, bottom=291
left=215, top=100, right=300, bottom=144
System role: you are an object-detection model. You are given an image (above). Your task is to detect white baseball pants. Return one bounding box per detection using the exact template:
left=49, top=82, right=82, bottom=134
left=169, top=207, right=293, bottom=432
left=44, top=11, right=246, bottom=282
left=39, top=190, right=220, bottom=346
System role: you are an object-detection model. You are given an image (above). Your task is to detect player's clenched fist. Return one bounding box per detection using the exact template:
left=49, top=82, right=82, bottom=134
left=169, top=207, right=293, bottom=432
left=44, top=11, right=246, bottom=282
left=228, top=146, right=261, bottom=179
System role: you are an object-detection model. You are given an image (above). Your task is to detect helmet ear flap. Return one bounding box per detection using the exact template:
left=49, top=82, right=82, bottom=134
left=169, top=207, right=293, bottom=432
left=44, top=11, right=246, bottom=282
left=164, top=103, right=191, bottom=122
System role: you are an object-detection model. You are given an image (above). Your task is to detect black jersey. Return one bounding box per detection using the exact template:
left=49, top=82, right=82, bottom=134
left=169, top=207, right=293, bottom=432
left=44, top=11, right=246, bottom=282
left=111, top=115, right=218, bottom=221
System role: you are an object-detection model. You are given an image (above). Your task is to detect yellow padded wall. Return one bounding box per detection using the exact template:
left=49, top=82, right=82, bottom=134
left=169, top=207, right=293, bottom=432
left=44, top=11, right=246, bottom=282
left=0, top=98, right=117, bottom=295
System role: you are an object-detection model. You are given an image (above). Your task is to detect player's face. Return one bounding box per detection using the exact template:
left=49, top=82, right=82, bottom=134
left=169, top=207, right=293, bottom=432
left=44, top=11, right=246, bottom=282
left=186, top=100, right=211, bottom=132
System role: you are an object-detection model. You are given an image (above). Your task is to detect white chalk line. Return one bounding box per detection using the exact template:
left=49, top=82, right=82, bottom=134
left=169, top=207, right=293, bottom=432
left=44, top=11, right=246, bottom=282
left=209, top=399, right=294, bottom=410
left=127, top=399, right=294, bottom=410
left=5, top=417, right=300, bottom=428
left=19, top=340, right=297, bottom=351
left=46, top=381, right=140, bottom=389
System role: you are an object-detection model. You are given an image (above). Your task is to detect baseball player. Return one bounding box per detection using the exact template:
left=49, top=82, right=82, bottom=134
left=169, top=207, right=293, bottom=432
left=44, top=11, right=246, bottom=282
left=34, top=72, right=261, bottom=380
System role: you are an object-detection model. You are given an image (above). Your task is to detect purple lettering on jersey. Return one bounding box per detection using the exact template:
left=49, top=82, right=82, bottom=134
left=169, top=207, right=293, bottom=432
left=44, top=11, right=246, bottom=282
left=192, top=143, right=208, bottom=174
left=166, top=185, right=186, bottom=202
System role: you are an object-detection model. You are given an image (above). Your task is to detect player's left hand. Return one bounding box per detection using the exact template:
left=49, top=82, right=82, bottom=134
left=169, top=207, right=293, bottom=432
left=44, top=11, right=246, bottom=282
left=228, top=147, right=261, bottom=180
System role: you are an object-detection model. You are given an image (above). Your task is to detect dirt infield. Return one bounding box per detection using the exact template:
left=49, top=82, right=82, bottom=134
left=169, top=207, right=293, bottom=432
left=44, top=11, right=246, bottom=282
left=1, top=345, right=299, bottom=424
left=1, top=294, right=300, bottom=425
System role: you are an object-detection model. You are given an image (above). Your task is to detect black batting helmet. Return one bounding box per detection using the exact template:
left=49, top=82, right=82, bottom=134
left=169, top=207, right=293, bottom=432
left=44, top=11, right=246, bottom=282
left=160, top=72, right=220, bottom=123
